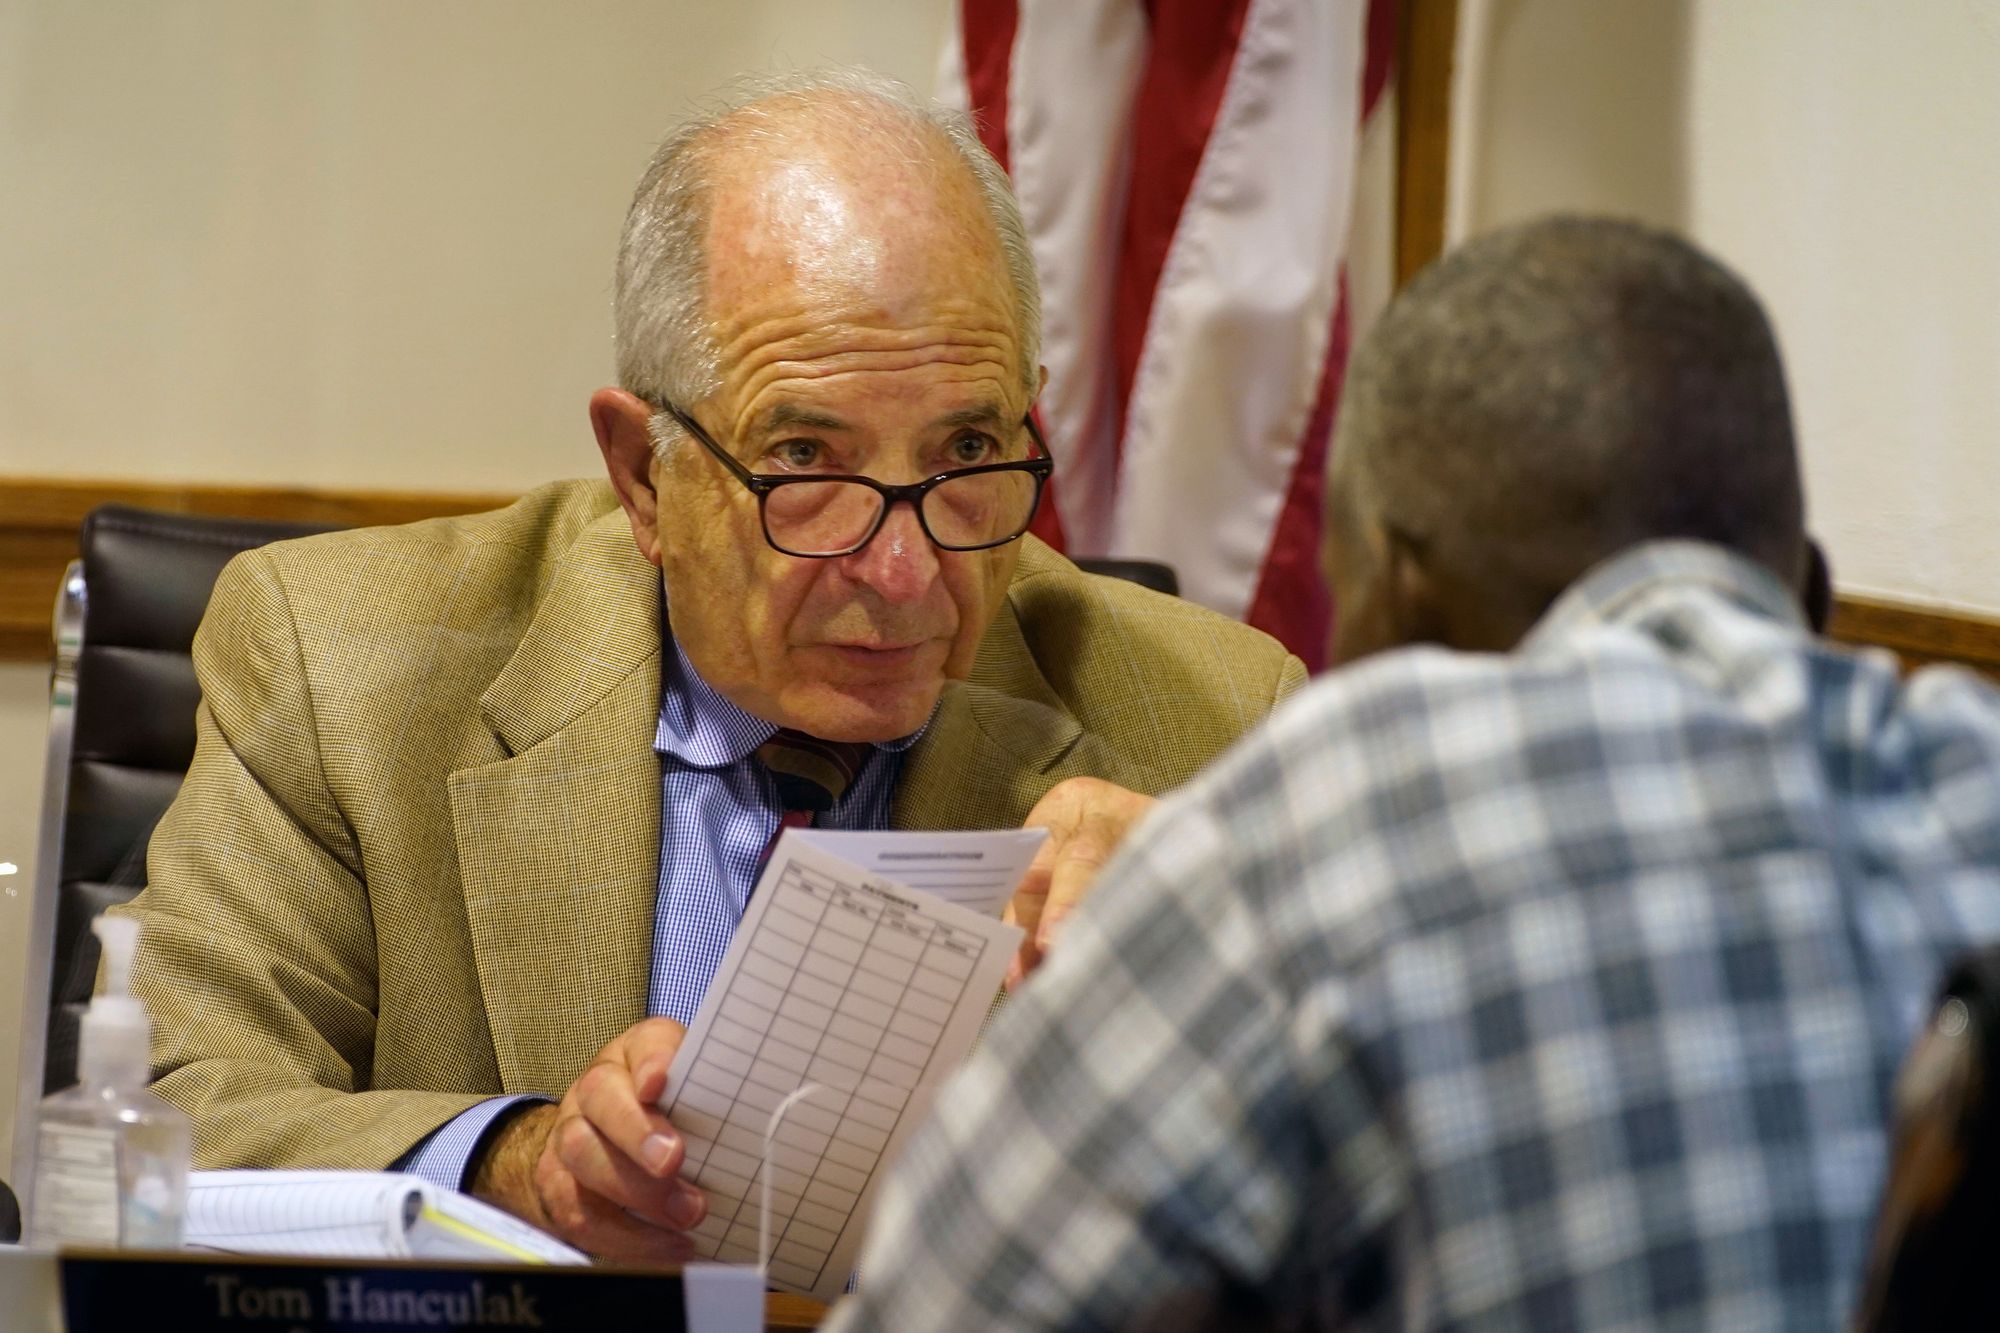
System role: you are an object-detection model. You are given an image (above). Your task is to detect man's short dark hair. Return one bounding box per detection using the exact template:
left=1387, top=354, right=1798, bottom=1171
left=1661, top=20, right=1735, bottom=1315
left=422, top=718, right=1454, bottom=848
left=1334, top=215, right=1803, bottom=616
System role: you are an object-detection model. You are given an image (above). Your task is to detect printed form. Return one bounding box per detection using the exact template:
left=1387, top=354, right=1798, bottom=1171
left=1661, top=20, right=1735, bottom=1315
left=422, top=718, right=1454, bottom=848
left=660, top=831, right=1036, bottom=1301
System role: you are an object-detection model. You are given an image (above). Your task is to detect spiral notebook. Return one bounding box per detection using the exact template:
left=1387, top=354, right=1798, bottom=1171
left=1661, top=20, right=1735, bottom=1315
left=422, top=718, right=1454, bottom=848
left=184, top=1170, right=587, bottom=1265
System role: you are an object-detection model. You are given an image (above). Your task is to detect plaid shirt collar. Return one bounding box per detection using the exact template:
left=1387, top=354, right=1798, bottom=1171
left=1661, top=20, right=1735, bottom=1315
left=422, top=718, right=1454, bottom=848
left=1523, top=538, right=1807, bottom=653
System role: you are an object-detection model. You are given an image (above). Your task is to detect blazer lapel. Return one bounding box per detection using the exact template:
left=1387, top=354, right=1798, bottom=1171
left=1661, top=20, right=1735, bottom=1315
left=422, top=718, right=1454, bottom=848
left=893, top=597, right=1150, bottom=831
left=448, top=513, right=664, bottom=1096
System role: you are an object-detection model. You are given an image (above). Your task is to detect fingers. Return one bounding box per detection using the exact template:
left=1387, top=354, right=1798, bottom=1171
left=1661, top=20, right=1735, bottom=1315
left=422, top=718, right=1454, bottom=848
left=622, top=1015, right=688, bottom=1106
left=533, top=1152, right=701, bottom=1268
left=1003, top=898, right=1043, bottom=992
left=1008, top=778, right=1156, bottom=986
left=549, top=1104, right=706, bottom=1230
left=570, top=1059, right=679, bottom=1171
left=1031, top=811, right=1118, bottom=949
left=521, top=1015, right=708, bottom=1262
left=567, top=1015, right=687, bottom=1168
left=1004, top=847, right=1055, bottom=988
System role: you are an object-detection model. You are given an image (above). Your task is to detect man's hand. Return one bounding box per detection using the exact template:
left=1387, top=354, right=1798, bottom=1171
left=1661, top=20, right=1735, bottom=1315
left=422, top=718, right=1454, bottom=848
left=1006, top=777, right=1156, bottom=989
left=469, top=1016, right=705, bottom=1265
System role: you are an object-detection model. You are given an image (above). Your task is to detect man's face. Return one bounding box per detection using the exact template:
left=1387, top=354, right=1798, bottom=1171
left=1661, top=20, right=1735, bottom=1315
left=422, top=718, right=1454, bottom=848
left=644, top=142, right=1030, bottom=742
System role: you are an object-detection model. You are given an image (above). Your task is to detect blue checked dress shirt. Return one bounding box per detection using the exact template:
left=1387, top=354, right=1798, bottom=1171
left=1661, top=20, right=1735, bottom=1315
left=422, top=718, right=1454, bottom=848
left=830, top=541, right=2000, bottom=1332
left=402, top=635, right=920, bottom=1189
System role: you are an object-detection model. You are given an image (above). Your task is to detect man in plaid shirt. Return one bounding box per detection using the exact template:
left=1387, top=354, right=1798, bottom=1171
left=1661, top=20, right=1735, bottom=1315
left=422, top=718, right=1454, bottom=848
left=826, top=218, right=2000, bottom=1329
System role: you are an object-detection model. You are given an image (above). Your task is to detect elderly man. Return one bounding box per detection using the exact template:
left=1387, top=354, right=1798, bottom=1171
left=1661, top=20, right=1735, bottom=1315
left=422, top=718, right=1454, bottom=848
left=115, top=70, right=1301, bottom=1263
left=827, top=217, right=2000, bottom=1329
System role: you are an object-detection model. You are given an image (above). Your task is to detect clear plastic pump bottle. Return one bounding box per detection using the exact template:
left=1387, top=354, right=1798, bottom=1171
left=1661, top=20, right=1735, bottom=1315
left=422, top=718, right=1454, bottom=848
left=26, top=914, right=192, bottom=1249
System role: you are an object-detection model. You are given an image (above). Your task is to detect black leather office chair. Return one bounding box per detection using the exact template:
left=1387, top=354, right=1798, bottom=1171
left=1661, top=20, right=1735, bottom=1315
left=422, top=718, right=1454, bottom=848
left=12, top=506, right=333, bottom=1158
left=1854, top=945, right=2000, bottom=1330
left=1073, top=558, right=1178, bottom=597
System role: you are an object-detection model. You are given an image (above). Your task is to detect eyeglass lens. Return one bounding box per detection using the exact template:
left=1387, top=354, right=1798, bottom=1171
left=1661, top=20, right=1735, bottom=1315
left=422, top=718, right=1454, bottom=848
left=763, top=468, right=1041, bottom=555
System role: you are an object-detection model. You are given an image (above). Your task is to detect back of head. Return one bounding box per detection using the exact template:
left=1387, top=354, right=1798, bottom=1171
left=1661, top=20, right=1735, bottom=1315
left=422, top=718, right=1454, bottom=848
left=1331, top=216, right=1804, bottom=653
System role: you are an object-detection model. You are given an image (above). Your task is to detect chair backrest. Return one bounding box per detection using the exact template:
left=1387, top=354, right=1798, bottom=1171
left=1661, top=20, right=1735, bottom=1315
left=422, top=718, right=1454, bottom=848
left=11, top=506, right=334, bottom=1184
left=1853, top=945, right=2000, bottom=1330
left=1072, top=558, right=1179, bottom=597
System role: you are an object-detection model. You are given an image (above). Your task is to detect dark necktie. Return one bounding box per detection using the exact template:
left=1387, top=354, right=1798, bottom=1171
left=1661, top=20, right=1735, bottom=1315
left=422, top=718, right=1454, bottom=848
left=755, top=729, right=872, bottom=828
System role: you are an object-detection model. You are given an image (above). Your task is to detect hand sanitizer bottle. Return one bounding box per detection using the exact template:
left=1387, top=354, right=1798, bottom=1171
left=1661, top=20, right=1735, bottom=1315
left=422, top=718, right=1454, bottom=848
left=25, top=915, right=192, bottom=1249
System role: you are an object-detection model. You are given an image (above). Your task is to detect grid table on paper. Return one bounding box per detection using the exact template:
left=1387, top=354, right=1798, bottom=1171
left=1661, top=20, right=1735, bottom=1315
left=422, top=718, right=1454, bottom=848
left=671, top=860, right=991, bottom=1291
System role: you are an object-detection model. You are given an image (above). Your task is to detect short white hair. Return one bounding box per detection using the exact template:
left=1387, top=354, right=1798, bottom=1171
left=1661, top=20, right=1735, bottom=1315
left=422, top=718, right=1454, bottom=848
left=612, top=67, right=1042, bottom=447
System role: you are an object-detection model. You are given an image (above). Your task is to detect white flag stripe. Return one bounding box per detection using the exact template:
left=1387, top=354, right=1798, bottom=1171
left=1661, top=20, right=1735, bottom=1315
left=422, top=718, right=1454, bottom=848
left=1113, top=0, right=1366, bottom=620
left=1007, top=0, right=1150, bottom=555
left=1346, top=76, right=1400, bottom=344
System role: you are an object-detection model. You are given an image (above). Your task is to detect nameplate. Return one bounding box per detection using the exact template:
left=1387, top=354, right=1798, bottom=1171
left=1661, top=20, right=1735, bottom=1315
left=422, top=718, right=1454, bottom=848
left=60, top=1251, right=688, bottom=1331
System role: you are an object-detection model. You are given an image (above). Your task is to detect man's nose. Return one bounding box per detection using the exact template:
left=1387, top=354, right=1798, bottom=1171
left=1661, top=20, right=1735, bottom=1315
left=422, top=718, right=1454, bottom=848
left=839, top=500, right=940, bottom=602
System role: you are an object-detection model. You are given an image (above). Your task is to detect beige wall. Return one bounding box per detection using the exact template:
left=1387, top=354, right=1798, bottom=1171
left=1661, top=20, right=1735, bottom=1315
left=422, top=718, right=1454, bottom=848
left=0, top=664, right=49, bottom=1183
left=0, top=0, right=950, bottom=1183
left=1451, top=0, right=2000, bottom=617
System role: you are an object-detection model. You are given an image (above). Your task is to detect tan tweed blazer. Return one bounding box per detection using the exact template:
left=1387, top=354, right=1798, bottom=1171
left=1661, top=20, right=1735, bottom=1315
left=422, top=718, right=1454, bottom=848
left=115, top=480, right=1306, bottom=1170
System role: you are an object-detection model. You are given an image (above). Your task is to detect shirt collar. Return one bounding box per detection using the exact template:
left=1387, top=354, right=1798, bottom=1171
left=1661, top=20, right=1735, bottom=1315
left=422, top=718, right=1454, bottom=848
left=654, top=630, right=932, bottom=768
left=1521, top=539, right=1807, bottom=655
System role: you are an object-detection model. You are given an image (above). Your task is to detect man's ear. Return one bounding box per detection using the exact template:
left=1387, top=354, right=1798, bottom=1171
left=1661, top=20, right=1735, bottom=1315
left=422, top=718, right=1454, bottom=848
left=591, top=387, right=665, bottom=568
left=1381, top=523, right=1451, bottom=649
left=1803, top=535, right=1834, bottom=634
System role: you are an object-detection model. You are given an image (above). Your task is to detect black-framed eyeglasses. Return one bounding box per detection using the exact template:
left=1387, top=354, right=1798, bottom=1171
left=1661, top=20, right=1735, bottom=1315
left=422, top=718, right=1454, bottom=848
left=660, top=402, right=1055, bottom=558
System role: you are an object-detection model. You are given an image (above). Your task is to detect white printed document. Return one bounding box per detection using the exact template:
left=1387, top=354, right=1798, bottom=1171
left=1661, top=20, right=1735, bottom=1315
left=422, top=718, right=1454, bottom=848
left=661, top=832, right=1032, bottom=1302
left=786, top=827, right=1046, bottom=916
left=184, top=1170, right=587, bottom=1265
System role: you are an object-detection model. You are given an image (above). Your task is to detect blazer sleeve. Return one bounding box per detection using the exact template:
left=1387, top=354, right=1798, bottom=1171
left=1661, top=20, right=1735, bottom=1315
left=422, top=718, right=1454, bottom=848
left=112, top=549, right=490, bottom=1169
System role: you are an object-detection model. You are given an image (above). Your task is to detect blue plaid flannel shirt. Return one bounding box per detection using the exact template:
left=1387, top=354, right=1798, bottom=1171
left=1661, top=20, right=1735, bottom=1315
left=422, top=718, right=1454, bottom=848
left=829, top=541, right=2000, bottom=1331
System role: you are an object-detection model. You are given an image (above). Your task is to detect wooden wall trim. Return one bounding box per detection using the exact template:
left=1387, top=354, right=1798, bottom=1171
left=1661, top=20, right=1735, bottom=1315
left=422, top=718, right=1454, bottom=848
left=1827, top=595, right=2000, bottom=680
left=1395, top=0, right=1458, bottom=285
left=0, top=476, right=516, bottom=661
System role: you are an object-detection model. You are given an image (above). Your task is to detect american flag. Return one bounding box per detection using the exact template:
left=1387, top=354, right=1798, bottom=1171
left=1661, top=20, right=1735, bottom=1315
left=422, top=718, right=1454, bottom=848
left=941, top=0, right=1397, bottom=668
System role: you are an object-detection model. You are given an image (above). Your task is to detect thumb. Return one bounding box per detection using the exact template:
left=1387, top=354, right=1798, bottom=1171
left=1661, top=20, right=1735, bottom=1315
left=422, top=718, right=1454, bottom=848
left=1004, top=860, right=1052, bottom=992
left=630, top=1017, right=687, bottom=1105
left=1009, top=839, right=1057, bottom=942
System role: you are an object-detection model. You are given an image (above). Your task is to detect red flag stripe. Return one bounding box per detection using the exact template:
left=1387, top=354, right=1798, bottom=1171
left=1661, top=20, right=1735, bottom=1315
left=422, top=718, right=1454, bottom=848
left=1109, top=0, right=1256, bottom=477
left=1242, top=0, right=1398, bottom=666
left=1360, top=0, right=1397, bottom=121
left=963, top=0, right=1075, bottom=550
left=960, top=0, right=1018, bottom=172
left=1243, top=269, right=1349, bottom=670
left=1025, top=406, right=1069, bottom=549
